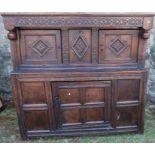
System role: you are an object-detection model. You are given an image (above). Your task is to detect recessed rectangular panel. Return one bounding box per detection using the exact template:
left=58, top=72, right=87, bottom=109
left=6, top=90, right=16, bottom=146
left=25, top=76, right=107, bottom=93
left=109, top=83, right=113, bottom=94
left=61, top=109, right=81, bottom=124
left=21, top=82, right=46, bottom=104
left=59, top=88, right=80, bottom=104
left=99, top=30, right=139, bottom=64
left=85, top=88, right=105, bottom=103
left=69, top=30, right=91, bottom=64
left=115, top=106, right=138, bottom=126
left=24, top=110, right=50, bottom=131
left=86, top=108, right=105, bottom=122
left=117, top=79, right=140, bottom=101
left=20, top=30, right=62, bottom=65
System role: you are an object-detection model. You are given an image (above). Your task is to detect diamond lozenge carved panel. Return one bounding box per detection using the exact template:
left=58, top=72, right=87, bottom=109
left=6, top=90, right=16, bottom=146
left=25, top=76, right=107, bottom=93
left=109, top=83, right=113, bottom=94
left=32, top=40, right=50, bottom=57
left=69, top=30, right=91, bottom=64
left=72, top=35, right=88, bottom=60
left=109, top=38, right=128, bottom=56
left=20, top=30, right=62, bottom=65
left=99, top=30, right=139, bottom=64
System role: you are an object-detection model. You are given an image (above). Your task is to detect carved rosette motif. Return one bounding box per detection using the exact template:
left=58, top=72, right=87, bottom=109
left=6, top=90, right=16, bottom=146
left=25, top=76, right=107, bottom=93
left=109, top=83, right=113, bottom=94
left=32, top=40, right=50, bottom=57
left=72, top=34, right=88, bottom=60
left=109, top=37, right=128, bottom=56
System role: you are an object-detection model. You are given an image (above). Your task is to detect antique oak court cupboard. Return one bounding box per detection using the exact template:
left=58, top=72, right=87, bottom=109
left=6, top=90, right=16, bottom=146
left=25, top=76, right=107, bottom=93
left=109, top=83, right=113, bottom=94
left=2, top=13, right=154, bottom=139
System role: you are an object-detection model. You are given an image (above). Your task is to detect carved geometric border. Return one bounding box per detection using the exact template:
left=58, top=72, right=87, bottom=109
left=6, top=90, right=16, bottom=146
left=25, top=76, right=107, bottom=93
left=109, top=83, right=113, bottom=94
left=3, top=16, right=144, bottom=30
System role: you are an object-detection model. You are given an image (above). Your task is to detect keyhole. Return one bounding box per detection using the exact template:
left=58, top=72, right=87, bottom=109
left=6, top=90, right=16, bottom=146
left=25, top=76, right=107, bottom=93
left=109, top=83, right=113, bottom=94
left=68, top=93, right=71, bottom=96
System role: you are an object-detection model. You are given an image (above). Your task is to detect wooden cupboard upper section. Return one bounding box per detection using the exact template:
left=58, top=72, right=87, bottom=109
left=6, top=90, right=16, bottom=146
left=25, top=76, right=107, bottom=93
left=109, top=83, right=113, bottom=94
left=2, top=13, right=154, bottom=71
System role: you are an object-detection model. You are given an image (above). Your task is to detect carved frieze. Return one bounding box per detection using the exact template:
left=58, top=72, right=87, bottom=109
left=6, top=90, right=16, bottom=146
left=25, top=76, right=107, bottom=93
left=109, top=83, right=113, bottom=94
left=3, top=16, right=144, bottom=30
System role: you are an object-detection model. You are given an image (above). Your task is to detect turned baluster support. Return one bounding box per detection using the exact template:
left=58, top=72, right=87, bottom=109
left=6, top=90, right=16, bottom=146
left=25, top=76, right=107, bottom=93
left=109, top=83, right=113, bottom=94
left=7, top=30, right=17, bottom=40
left=142, top=17, right=153, bottom=39
left=142, top=29, right=151, bottom=39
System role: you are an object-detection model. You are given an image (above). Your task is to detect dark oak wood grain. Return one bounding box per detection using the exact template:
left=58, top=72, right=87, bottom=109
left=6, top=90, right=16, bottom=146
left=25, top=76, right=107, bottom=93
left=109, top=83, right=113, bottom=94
left=2, top=13, right=154, bottom=139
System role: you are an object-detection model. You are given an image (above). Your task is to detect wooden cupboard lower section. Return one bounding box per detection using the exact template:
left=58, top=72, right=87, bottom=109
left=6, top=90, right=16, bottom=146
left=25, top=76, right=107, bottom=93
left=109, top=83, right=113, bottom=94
left=11, top=71, right=147, bottom=139
left=52, top=81, right=111, bottom=130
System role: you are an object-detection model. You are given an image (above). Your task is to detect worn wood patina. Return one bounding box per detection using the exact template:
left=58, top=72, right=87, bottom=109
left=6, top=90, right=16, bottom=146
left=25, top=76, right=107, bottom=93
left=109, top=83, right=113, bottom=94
left=2, top=13, right=154, bottom=139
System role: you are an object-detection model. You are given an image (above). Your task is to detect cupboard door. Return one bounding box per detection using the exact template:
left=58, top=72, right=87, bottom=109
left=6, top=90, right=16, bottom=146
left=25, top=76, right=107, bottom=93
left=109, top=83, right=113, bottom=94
left=52, top=81, right=111, bottom=130
left=20, top=30, right=62, bottom=66
left=99, top=30, right=139, bottom=66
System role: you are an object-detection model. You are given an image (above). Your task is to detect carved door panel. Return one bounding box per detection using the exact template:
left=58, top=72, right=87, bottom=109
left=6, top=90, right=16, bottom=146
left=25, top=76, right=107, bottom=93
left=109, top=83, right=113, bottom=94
left=69, top=30, right=92, bottom=64
left=116, top=79, right=140, bottom=102
left=20, top=30, right=62, bottom=66
left=52, top=81, right=111, bottom=130
left=99, top=30, right=139, bottom=66
left=18, top=81, right=51, bottom=133
left=23, top=110, right=50, bottom=132
left=114, top=106, right=139, bottom=127
left=113, top=79, right=141, bottom=128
